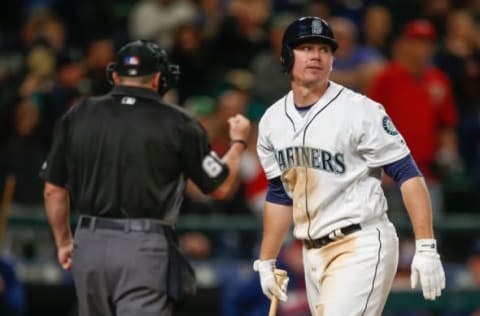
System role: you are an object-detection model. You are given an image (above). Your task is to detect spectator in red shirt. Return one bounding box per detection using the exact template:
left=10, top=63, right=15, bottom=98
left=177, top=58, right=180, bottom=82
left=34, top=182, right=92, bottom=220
left=367, top=19, right=459, bottom=219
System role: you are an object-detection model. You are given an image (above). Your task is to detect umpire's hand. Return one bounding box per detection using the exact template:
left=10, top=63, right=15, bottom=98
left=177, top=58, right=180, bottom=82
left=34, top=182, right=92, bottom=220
left=228, top=114, right=251, bottom=143
left=57, top=239, right=73, bottom=271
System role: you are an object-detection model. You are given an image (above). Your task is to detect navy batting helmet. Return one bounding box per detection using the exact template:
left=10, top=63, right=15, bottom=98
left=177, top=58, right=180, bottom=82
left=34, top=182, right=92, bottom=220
left=106, top=40, right=180, bottom=95
left=280, top=16, right=338, bottom=72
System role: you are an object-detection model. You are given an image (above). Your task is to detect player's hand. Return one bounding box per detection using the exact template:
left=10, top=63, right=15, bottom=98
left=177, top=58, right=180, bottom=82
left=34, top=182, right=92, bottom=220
left=228, top=114, right=250, bottom=144
left=253, top=259, right=289, bottom=302
left=410, top=239, right=446, bottom=300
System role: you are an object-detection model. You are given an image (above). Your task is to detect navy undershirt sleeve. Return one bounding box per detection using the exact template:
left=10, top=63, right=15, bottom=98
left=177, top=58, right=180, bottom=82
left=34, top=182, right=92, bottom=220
left=266, top=177, right=293, bottom=205
left=383, top=154, right=422, bottom=186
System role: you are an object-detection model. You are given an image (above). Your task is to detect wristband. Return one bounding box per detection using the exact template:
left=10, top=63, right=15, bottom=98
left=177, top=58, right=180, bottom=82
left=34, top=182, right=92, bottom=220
left=230, top=139, right=248, bottom=149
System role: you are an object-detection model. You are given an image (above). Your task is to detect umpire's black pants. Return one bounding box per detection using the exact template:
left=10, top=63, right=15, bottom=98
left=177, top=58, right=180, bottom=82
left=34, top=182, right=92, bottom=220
left=72, top=216, right=172, bottom=316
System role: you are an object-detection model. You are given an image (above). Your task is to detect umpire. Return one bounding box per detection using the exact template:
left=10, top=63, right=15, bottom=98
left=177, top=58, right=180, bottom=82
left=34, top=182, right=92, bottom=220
left=40, top=40, right=250, bottom=316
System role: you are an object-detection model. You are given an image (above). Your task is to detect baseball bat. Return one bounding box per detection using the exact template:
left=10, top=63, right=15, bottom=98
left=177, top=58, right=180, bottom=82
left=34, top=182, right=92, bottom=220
left=268, top=269, right=288, bottom=316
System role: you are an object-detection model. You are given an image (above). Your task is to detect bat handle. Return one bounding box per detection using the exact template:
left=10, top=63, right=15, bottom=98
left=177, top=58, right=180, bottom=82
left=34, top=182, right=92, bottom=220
left=268, top=297, right=279, bottom=316
left=268, top=269, right=288, bottom=316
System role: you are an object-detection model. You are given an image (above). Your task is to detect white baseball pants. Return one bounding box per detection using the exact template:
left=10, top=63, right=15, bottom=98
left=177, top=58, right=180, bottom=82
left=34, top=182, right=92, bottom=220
left=303, top=216, right=399, bottom=316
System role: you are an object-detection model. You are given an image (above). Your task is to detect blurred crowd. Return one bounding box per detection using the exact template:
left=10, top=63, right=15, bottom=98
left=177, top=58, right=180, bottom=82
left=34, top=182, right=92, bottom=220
left=0, top=0, right=480, bottom=315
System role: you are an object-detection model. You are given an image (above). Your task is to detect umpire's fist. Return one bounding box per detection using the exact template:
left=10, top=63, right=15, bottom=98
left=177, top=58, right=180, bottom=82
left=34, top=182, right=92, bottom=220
left=228, top=114, right=251, bottom=145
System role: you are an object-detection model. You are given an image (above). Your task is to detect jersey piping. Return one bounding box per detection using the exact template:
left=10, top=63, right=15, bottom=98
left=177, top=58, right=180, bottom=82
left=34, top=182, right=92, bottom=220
left=284, top=95, right=296, bottom=133
left=302, top=87, right=344, bottom=241
left=361, top=228, right=382, bottom=316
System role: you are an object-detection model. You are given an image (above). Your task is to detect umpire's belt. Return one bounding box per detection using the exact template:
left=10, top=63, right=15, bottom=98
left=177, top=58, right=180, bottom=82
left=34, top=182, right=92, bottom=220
left=78, top=216, right=168, bottom=233
left=303, top=224, right=361, bottom=249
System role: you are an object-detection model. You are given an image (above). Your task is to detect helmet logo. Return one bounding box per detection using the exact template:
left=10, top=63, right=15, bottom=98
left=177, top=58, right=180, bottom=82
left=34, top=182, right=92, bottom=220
left=312, top=19, right=323, bottom=34
left=124, top=55, right=140, bottom=66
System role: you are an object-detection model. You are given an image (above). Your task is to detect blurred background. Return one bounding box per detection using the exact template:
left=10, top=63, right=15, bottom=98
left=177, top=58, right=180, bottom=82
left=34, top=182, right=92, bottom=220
left=0, top=0, right=479, bottom=315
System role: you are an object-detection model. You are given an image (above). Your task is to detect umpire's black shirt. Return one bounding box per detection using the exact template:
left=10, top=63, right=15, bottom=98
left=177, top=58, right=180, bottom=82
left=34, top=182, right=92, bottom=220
left=40, top=86, right=228, bottom=222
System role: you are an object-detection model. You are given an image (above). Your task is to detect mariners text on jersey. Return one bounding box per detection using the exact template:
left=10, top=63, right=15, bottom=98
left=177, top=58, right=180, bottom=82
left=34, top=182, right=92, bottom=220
left=275, top=146, right=345, bottom=174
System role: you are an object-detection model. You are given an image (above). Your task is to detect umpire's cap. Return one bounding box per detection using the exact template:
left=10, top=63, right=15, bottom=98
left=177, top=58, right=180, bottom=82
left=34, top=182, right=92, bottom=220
left=281, top=16, right=338, bottom=72
left=106, top=40, right=180, bottom=95
left=115, top=40, right=163, bottom=77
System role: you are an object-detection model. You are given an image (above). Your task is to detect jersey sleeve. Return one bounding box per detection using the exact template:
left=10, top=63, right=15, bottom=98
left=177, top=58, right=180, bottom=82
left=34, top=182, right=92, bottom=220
left=257, top=115, right=281, bottom=180
left=181, top=119, right=228, bottom=194
left=39, top=112, right=70, bottom=187
left=266, top=177, right=293, bottom=205
left=355, top=99, right=410, bottom=167
left=383, top=154, right=422, bottom=186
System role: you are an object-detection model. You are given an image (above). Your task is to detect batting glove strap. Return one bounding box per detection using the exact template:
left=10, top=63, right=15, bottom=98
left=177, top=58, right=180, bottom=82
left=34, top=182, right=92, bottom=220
left=415, top=239, right=437, bottom=253
left=253, top=259, right=276, bottom=272
left=253, top=259, right=288, bottom=302
left=411, top=239, right=446, bottom=301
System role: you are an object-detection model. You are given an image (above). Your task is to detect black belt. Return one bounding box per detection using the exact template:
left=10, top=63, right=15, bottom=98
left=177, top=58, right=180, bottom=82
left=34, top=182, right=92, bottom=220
left=303, top=224, right=361, bottom=249
left=78, top=216, right=166, bottom=233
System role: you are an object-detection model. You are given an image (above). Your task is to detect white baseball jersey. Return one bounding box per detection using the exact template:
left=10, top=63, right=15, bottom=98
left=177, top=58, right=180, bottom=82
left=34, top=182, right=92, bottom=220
left=257, top=81, right=409, bottom=240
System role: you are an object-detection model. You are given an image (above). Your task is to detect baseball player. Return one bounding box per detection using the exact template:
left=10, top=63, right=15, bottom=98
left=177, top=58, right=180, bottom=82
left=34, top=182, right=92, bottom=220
left=253, top=17, right=446, bottom=315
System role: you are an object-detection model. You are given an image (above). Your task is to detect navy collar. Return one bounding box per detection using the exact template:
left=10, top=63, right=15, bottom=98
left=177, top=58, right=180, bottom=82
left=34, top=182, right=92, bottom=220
left=294, top=103, right=315, bottom=111
left=110, top=85, right=164, bottom=103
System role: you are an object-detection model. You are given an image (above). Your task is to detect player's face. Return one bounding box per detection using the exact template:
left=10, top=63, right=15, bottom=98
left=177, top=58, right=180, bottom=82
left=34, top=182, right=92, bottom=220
left=291, top=42, right=334, bottom=87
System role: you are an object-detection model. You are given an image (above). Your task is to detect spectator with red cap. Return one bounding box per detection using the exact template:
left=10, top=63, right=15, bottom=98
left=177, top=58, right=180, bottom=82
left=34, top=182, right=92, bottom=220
left=401, top=19, right=439, bottom=41
left=367, top=19, right=459, bottom=220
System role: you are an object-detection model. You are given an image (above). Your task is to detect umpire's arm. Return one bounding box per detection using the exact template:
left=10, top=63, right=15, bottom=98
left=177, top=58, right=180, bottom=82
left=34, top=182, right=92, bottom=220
left=209, top=114, right=251, bottom=199
left=184, top=114, right=250, bottom=200
left=208, top=144, right=245, bottom=199
left=40, top=111, right=73, bottom=270
left=44, top=182, right=73, bottom=270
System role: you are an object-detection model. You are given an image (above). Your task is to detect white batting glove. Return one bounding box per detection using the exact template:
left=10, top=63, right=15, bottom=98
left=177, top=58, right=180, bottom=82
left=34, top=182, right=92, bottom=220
left=410, top=239, right=446, bottom=300
left=253, top=259, right=289, bottom=302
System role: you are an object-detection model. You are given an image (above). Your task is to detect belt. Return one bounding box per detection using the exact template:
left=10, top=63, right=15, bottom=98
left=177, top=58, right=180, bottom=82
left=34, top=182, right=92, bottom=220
left=303, top=224, right=361, bottom=249
left=78, top=216, right=167, bottom=233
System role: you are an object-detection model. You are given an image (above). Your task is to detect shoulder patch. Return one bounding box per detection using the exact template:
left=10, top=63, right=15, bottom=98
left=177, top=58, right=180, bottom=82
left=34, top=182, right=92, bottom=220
left=382, top=116, right=399, bottom=135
